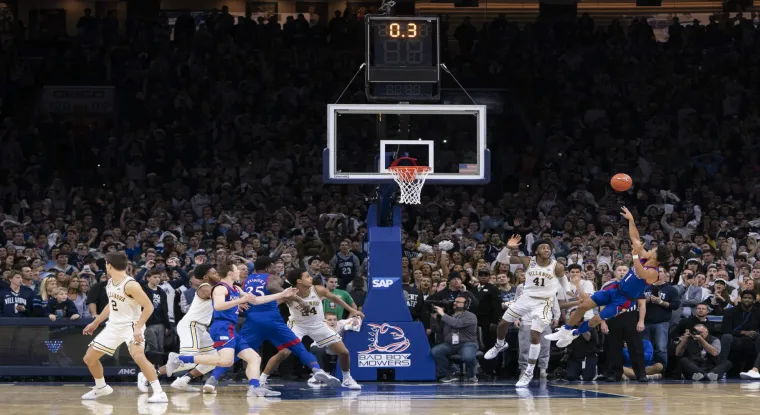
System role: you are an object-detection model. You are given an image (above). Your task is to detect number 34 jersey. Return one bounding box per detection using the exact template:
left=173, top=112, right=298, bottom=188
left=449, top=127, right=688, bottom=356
left=287, top=286, right=324, bottom=329
left=523, top=257, right=559, bottom=298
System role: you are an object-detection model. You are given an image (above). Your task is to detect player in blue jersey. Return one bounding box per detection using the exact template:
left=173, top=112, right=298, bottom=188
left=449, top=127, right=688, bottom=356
left=203, top=256, right=341, bottom=393
left=164, top=260, right=297, bottom=397
left=547, top=207, right=669, bottom=348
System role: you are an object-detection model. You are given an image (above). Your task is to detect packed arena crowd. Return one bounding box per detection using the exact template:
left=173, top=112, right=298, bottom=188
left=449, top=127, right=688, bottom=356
left=2, top=6, right=760, bottom=392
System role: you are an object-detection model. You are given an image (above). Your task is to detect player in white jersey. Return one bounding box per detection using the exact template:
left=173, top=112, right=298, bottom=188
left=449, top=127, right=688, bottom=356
left=483, top=235, right=568, bottom=387
left=137, top=264, right=219, bottom=393
left=81, top=251, right=168, bottom=402
left=257, top=268, right=364, bottom=390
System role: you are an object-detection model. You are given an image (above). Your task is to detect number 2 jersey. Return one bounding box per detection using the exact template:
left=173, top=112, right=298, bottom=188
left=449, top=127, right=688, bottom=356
left=287, top=286, right=324, bottom=329
left=243, top=273, right=281, bottom=319
left=523, top=257, right=559, bottom=298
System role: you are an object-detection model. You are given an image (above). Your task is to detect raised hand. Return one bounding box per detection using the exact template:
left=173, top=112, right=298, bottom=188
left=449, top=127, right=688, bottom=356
left=506, top=235, right=522, bottom=249
left=620, top=206, right=634, bottom=221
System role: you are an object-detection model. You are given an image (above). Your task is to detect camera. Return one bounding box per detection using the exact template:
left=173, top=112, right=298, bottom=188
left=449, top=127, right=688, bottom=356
left=425, top=299, right=453, bottom=314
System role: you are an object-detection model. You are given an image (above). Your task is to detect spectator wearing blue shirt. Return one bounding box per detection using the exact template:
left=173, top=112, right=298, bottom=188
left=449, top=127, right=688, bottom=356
left=623, top=338, right=663, bottom=381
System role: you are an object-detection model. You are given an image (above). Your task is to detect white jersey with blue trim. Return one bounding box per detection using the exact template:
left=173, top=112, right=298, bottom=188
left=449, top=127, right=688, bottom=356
left=523, top=257, right=559, bottom=298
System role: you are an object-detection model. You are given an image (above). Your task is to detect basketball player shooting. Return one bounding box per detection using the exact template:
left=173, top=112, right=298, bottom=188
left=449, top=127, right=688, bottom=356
left=484, top=236, right=568, bottom=387
left=81, top=251, right=168, bottom=403
left=546, top=207, right=668, bottom=347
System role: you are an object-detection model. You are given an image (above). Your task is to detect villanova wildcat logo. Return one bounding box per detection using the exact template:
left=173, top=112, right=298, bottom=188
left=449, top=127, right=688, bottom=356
left=360, top=323, right=410, bottom=353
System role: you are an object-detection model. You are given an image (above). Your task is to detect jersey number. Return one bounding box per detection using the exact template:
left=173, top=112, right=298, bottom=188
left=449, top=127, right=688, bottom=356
left=300, top=306, right=318, bottom=317
left=532, top=277, right=546, bottom=287
left=111, top=299, right=119, bottom=311
left=246, top=286, right=266, bottom=296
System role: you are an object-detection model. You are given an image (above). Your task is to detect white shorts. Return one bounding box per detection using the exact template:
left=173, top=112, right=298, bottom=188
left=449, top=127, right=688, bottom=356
left=288, top=320, right=342, bottom=349
left=177, top=321, right=215, bottom=355
left=502, top=296, right=553, bottom=332
left=90, top=322, right=145, bottom=356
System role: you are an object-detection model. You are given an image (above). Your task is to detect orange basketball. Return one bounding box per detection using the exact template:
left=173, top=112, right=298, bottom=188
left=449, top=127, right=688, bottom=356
left=610, top=173, right=632, bottom=192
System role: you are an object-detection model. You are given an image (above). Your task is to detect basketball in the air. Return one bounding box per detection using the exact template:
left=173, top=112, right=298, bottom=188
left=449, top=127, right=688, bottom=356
left=610, top=173, right=632, bottom=192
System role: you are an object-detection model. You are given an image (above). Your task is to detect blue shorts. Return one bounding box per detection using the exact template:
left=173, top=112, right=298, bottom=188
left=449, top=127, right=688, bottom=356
left=591, top=289, right=637, bottom=321
left=241, top=314, right=301, bottom=351
left=209, top=321, right=250, bottom=353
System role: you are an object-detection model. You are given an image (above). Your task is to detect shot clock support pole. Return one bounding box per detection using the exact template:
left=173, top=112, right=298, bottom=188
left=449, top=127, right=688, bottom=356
left=440, top=63, right=478, bottom=105
left=334, top=63, right=366, bottom=104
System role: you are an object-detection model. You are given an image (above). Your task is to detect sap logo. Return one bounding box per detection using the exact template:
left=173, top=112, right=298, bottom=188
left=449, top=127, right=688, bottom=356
left=220, top=336, right=229, bottom=340
left=118, top=369, right=136, bottom=375
left=372, top=279, right=397, bottom=288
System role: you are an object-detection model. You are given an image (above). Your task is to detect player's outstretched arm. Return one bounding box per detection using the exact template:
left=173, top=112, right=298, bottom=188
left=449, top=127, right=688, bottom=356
left=495, top=235, right=530, bottom=266
left=317, top=286, right=365, bottom=318
left=249, top=287, right=299, bottom=305
left=211, top=285, right=248, bottom=311
left=621, top=207, right=641, bottom=244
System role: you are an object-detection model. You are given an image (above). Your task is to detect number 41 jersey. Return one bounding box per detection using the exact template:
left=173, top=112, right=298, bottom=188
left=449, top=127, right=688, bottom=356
left=523, top=257, right=559, bottom=298
left=243, top=273, right=280, bottom=318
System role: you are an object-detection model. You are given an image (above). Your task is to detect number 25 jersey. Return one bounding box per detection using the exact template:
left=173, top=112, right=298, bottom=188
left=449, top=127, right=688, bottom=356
left=243, top=273, right=280, bottom=317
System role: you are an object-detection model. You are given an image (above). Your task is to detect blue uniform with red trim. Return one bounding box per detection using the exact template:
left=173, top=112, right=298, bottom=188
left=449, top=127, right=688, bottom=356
left=240, top=273, right=301, bottom=351
left=209, top=282, right=250, bottom=352
left=591, top=259, right=657, bottom=320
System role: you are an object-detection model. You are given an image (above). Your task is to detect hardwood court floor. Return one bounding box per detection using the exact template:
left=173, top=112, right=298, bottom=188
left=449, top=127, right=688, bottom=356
left=2, top=380, right=759, bottom=415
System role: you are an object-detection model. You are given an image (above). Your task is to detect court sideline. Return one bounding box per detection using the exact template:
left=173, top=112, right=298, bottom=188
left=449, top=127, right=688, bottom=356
left=2, top=380, right=758, bottom=415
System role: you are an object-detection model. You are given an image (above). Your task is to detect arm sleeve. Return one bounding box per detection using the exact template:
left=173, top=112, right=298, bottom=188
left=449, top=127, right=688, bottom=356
left=67, top=300, right=79, bottom=317
left=666, top=286, right=681, bottom=310
left=134, top=268, right=148, bottom=282
left=440, top=312, right=477, bottom=329
left=168, top=267, right=190, bottom=289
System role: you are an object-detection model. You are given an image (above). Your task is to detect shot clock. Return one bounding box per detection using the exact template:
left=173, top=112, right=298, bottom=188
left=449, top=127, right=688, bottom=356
left=365, top=16, right=440, bottom=102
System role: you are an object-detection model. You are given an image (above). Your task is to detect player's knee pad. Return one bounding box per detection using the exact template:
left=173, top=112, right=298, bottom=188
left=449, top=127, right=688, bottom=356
left=195, top=364, right=215, bottom=375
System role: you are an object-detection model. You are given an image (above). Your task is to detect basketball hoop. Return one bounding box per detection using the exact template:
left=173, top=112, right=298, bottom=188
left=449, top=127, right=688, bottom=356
left=388, top=157, right=432, bottom=205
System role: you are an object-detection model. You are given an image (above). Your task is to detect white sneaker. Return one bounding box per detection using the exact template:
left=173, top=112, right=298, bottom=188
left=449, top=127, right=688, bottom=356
left=147, top=391, right=168, bottom=403
left=202, top=376, right=218, bottom=394
left=171, top=377, right=200, bottom=392
left=544, top=326, right=571, bottom=341
left=647, top=374, right=662, bottom=381
left=740, top=370, right=760, bottom=380
left=165, top=352, right=182, bottom=377
left=515, top=371, right=533, bottom=388
left=313, top=370, right=341, bottom=387
left=247, top=386, right=281, bottom=397
left=82, top=385, right=114, bottom=400
left=484, top=342, right=508, bottom=360
left=342, top=377, right=362, bottom=390
left=307, top=376, right=325, bottom=388
left=137, top=372, right=150, bottom=393
left=707, top=373, right=719, bottom=381
left=555, top=330, right=579, bottom=348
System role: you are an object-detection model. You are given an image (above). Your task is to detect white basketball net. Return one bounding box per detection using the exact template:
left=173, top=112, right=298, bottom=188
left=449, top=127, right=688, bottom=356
left=389, top=166, right=432, bottom=205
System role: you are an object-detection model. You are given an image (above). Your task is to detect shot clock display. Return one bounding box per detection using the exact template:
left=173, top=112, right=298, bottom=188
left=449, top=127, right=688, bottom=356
left=366, top=16, right=439, bottom=84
